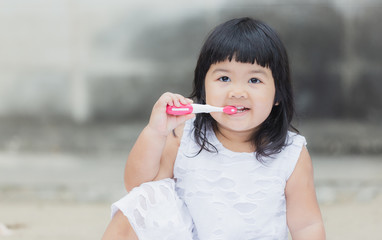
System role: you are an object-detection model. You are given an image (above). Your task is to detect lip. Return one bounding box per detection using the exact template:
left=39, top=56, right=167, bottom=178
left=231, top=105, right=250, bottom=116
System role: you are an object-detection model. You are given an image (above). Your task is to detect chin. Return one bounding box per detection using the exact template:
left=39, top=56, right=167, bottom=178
left=218, top=122, right=256, bottom=133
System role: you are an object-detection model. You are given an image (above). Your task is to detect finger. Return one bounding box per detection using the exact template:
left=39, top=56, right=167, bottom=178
left=162, top=92, right=182, bottom=107
left=160, top=93, right=191, bottom=107
left=175, top=95, right=194, bottom=106
left=160, top=92, right=174, bottom=106
left=179, top=96, right=190, bottom=105
left=172, top=94, right=186, bottom=107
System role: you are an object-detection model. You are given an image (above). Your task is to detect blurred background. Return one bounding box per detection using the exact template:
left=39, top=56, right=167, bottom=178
left=0, top=0, right=381, bottom=239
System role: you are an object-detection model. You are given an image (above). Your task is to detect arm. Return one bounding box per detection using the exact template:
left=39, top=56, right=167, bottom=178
left=124, top=92, right=194, bottom=191
left=153, top=125, right=185, bottom=181
left=286, top=146, right=326, bottom=240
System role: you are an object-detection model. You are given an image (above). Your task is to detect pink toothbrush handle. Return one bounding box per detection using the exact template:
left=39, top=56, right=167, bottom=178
left=166, top=104, right=193, bottom=115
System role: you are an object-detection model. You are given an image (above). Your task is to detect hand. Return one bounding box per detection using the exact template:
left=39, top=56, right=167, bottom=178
left=147, top=92, right=195, bottom=137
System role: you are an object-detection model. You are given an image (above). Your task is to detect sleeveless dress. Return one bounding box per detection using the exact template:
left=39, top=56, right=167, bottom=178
left=111, top=119, right=306, bottom=240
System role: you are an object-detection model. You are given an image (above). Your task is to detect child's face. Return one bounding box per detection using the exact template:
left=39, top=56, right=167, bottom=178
left=204, top=59, right=276, bottom=134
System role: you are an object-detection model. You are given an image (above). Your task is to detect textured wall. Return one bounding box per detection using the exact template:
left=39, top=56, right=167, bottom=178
left=0, top=0, right=381, bottom=122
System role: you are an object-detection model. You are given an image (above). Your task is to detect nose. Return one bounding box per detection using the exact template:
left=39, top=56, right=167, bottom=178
left=228, top=85, right=248, bottom=99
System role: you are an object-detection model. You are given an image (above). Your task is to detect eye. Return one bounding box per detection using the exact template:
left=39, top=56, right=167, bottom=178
left=249, top=78, right=261, bottom=84
left=218, top=76, right=231, bottom=82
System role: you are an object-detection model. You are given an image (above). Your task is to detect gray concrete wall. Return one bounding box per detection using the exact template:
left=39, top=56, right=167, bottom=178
left=0, top=0, right=381, bottom=122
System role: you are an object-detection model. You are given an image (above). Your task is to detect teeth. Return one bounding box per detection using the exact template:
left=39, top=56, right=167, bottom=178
left=234, top=106, right=248, bottom=113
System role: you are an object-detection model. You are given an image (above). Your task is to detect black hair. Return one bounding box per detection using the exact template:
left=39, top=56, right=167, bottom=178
left=189, top=17, right=298, bottom=160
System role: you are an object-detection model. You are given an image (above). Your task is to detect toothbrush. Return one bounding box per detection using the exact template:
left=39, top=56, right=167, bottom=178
left=166, top=103, right=237, bottom=115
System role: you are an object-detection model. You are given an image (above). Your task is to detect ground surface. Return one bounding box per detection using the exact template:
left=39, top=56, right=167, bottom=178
left=0, top=119, right=381, bottom=239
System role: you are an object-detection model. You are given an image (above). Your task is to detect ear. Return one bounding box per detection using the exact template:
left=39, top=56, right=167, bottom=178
left=274, top=93, right=280, bottom=106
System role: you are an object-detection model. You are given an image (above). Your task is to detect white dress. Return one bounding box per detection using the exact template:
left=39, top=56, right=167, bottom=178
left=111, top=119, right=306, bottom=240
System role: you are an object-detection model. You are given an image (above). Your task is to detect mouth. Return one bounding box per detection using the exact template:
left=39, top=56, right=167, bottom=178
left=234, top=106, right=250, bottom=113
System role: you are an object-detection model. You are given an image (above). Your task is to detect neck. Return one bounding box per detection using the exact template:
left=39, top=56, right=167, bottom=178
left=214, top=125, right=255, bottom=153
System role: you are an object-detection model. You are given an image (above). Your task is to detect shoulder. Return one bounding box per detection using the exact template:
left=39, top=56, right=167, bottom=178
left=287, top=131, right=308, bottom=163
left=271, top=131, right=307, bottom=180
left=285, top=143, right=313, bottom=196
left=286, top=131, right=307, bottom=147
left=288, top=146, right=312, bottom=180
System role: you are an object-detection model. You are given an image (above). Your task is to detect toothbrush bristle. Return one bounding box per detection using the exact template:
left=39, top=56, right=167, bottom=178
left=223, top=106, right=237, bottom=114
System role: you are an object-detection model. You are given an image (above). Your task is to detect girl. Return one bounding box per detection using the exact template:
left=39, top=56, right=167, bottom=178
left=102, top=17, right=325, bottom=240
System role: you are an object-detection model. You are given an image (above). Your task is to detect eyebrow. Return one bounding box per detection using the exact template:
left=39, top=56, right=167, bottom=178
left=212, top=68, right=267, bottom=75
left=212, top=68, right=230, bottom=74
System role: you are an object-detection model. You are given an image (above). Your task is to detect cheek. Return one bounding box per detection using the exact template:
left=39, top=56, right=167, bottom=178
left=261, top=85, right=276, bottom=102
left=205, top=84, right=221, bottom=104
left=206, top=93, right=218, bottom=106
left=253, top=89, right=276, bottom=110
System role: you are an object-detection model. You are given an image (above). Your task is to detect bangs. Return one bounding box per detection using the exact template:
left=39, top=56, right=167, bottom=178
left=205, top=19, right=277, bottom=69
